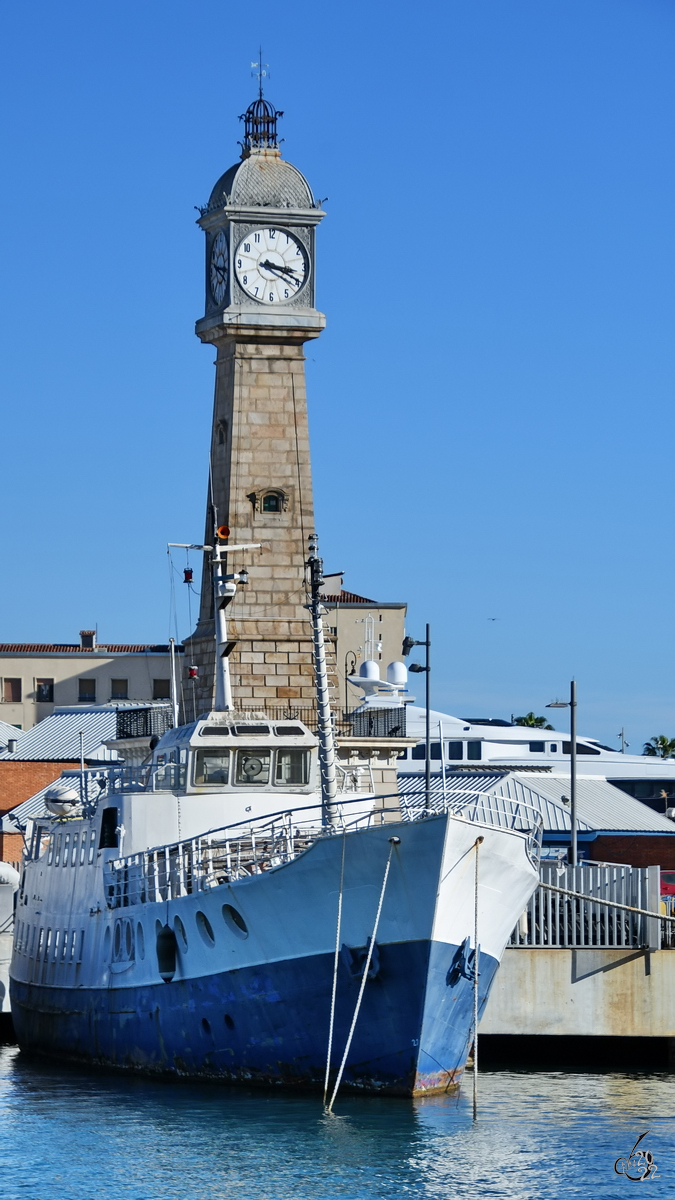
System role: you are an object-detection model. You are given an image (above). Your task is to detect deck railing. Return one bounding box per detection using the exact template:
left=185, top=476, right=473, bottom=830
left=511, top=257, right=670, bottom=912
left=103, top=786, right=544, bottom=909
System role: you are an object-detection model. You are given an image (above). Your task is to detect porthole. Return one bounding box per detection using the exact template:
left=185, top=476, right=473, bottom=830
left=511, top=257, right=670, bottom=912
left=224, top=1013, right=235, bottom=1030
left=222, top=904, right=248, bottom=939
left=196, top=910, right=215, bottom=946
left=124, top=919, right=134, bottom=959
left=137, top=923, right=145, bottom=960
left=174, top=915, right=188, bottom=952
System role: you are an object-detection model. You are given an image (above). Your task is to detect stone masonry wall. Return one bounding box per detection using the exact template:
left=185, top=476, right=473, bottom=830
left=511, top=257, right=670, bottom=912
left=185, top=335, right=321, bottom=715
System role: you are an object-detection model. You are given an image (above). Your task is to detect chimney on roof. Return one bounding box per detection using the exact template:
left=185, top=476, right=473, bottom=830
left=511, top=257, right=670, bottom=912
left=80, top=630, right=96, bottom=650
left=7, top=738, right=17, bottom=753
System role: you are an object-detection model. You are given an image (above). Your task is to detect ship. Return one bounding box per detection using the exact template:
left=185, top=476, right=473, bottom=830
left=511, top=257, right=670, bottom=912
left=9, top=536, right=542, bottom=1096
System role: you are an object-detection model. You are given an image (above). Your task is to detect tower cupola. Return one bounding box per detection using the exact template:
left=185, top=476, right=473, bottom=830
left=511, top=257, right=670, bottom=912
left=239, top=95, right=283, bottom=157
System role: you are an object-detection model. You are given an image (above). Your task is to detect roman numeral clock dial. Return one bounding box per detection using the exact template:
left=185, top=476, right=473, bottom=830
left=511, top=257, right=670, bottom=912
left=234, top=228, right=308, bottom=303
left=210, top=230, right=229, bottom=305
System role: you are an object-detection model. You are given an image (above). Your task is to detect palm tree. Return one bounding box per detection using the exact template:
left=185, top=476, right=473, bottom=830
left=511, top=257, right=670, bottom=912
left=513, top=712, right=554, bottom=730
left=643, top=735, right=675, bottom=758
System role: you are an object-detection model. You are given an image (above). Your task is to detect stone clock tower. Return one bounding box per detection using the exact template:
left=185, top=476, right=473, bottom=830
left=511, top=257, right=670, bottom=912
left=187, top=93, right=326, bottom=715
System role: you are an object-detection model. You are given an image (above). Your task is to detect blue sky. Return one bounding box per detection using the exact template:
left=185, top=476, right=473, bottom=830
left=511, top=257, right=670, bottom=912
left=1, top=0, right=674, bottom=750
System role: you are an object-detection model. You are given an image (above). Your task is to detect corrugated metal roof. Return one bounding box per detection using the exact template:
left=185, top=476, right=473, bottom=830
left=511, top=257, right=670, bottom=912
left=502, top=772, right=675, bottom=834
left=0, top=643, right=182, bottom=654
left=397, top=770, right=675, bottom=834
left=0, top=718, right=25, bottom=750
left=0, top=707, right=119, bottom=762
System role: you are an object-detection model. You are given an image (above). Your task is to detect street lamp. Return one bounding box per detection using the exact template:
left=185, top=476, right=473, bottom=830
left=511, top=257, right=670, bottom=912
left=547, top=680, right=577, bottom=867
left=404, top=625, right=431, bottom=809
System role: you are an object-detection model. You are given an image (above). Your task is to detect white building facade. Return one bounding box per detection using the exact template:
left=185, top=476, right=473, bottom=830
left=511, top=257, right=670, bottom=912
left=0, top=631, right=182, bottom=730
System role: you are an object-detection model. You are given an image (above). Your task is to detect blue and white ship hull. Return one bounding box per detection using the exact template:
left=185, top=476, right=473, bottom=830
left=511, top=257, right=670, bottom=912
left=10, top=806, right=538, bottom=1095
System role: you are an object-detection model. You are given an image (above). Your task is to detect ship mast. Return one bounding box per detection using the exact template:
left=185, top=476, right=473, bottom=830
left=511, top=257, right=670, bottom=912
left=169, top=535, right=261, bottom=714
left=306, top=535, right=338, bottom=825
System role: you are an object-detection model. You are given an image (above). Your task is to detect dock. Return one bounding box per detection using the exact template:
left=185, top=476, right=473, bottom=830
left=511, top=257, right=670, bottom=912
left=480, top=861, right=675, bottom=1068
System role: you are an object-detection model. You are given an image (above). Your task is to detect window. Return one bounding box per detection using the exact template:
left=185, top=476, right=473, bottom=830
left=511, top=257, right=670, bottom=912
left=153, top=678, right=171, bottom=700
left=78, top=678, right=96, bottom=702
left=36, top=678, right=54, bottom=703
left=467, top=741, right=482, bottom=761
left=411, top=744, right=426, bottom=760
left=563, top=742, right=600, bottom=756
left=550, top=743, right=558, bottom=753
left=447, top=741, right=463, bottom=761
left=3, top=678, right=21, bottom=703
left=529, top=742, right=545, bottom=753
left=99, top=807, right=119, bottom=849
left=110, top=679, right=128, bottom=700
left=430, top=742, right=442, bottom=760
left=235, top=750, right=270, bottom=785
left=194, top=749, right=230, bottom=786
left=275, top=748, right=310, bottom=786
left=262, top=492, right=282, bottom=513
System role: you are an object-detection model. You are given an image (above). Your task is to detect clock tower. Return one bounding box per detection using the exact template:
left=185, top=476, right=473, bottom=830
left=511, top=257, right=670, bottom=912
left=188, top=92, right=326, bottom=715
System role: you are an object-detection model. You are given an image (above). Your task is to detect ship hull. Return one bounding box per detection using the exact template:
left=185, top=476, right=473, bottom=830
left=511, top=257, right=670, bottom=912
left=10, top=939, right=498, bottom=1095
left=10, top=814, right=536, bottom=1095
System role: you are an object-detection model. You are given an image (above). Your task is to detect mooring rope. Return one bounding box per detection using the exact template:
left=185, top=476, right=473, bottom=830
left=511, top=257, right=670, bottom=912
left=326, top=835, right=399, bottom=1113
left=472, top=835, right=484, bottom=1121
left=323, top=828, right=347, bottom=1105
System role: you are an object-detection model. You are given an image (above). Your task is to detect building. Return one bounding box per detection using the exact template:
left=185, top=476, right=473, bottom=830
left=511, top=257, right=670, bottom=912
left=0, top=702, right=172, bottom=860
left=319, top=573, right=407, bottom=712
left=397, top=768, right=675, bottom=868
left=0, top=630, right=182, bottom=730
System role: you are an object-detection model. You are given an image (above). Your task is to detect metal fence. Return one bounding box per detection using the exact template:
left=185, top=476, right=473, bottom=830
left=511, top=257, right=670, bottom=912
left=116, top=707, right=174, bottom=740
left=509, top=862, right=662, bottom=950
left=248, top=706, right=408, bottom=739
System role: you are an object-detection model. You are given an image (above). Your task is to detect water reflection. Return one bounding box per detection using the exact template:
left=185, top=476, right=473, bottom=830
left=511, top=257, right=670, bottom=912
left=0, top=1047, right=673, bottom=1199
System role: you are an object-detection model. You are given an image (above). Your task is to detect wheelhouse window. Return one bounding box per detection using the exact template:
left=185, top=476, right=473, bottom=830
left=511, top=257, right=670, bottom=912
left=235, top=750, right=271, bottom=785
left=529, top=742, right=545, bottom=753
left=275, top=748, right=310, bottom=786
left=467, top=741, right=482, bottom=761
left=194, top=749, right=230, bottom=786
left=35, top=678, right=54, bottom=703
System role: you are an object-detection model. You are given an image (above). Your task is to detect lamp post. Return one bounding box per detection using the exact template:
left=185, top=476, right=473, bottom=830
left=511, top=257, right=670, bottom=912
left=547, top=680, right=577, bottom=866
left=404, top=625, right=431, bottom=810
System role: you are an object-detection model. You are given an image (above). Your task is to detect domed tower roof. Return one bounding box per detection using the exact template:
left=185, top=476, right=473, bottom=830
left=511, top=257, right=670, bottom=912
left=204, top=92, right=315, bottom=214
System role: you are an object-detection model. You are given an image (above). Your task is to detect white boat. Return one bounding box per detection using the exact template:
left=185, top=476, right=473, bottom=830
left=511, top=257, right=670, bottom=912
left=9, top=539, right=542, bottom=1095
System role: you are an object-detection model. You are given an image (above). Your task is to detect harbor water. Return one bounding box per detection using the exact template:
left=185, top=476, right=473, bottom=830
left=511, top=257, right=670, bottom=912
left=0, top=1046, right=672, bottom=1197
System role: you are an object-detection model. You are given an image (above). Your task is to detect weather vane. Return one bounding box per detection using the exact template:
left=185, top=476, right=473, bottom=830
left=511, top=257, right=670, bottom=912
left=251, top=47, right=269, bottom=99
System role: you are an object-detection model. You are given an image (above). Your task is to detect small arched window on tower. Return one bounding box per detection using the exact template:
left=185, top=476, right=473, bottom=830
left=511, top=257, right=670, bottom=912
left=262, top=491, right=283, bottom=513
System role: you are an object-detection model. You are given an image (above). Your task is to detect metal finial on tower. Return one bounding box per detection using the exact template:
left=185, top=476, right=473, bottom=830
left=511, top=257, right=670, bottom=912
left=239, top=52, right=284, bottom=155
left=251, top=47, right=269, bottom=99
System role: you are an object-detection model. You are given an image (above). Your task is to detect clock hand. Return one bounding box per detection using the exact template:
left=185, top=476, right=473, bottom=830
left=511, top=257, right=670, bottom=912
left=259, top=259, right=300, bottom=283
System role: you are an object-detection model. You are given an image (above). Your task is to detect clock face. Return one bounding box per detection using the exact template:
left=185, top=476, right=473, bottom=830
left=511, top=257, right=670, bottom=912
left=210, top=231, right=229, bottom=305
left=234, top=228, right=307, bottom=304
